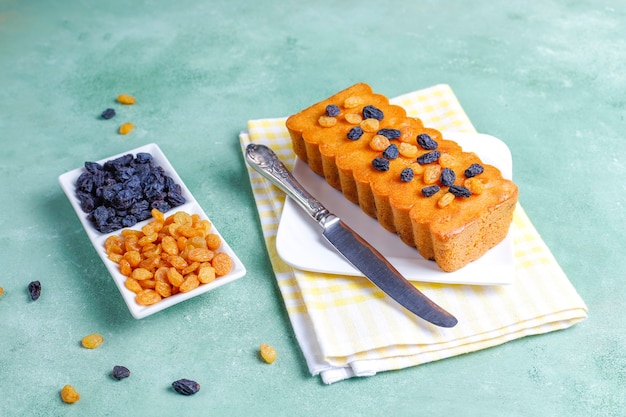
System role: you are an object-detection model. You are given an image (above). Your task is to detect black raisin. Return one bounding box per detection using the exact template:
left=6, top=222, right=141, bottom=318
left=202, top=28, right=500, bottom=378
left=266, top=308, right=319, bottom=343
left=112, top=365, right=131, bottom=380
left=449, top=185, right=472, bottom=197
left=347, top=126, right=363, bottom=141
left=85, top=161, right=103, bottom=174
left=417, top=150, right=441, bottom=165
left=121, top=215, right=138, bottom=228
left=76, top=152, right=186, bottom=233
left=421, top=185, right=441, bottom=197
left=440, top=168, right=456, bottom=186
left=28, top=280, right=41, bottom=301
left=465, top=163, right=484, bottom=178
left=325, top=104, right=340, bottom=117
left=400, top=168, right=414, bottom=182
left=101, top=108, right=116, bottom=119
left=135, top=152, right=153, bottom=164
left=372, top=158, right=390, bottom=172
left=382, top=144, right=399, bottom=160
left=376, top=128, right=401, bottom=140
left=362, top=105, right=384, bottom=121
left=417, top=134, right=438, bottom=150
left=172, top=379, right=200, bottom=396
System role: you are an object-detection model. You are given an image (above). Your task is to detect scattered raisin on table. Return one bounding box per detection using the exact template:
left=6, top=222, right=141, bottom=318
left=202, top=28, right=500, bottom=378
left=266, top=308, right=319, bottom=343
left=260, top=343, right=277, bottom=364
left=112, top=365, right=131, bottom=380
left=60, top=385, right=80, bottom=404
left=117, top=94, right=136, bottom=105
left=81, top=333, right=104, bottom=349
left=0, top=286, right=4, bottom=297
left=28, top=280, right=41, bottom=301
left=119, top=122, right=134, bottom=135
left=172, top=379, right=200, bottom=395
left=101, top=108, right=116, bottom=119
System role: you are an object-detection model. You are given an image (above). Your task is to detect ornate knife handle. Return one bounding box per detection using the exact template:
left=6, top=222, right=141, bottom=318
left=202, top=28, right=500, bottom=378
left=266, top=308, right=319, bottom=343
left=245, top=143, right=331, bottom=224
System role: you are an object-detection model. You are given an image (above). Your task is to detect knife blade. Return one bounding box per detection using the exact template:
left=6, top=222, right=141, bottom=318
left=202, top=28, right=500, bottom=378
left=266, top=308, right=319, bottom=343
left=245, top=143, right=457, bottom=328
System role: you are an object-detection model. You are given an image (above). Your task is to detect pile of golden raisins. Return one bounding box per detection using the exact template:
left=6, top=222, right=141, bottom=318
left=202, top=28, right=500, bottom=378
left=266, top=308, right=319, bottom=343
left=104, top=209, right=233, bottom=306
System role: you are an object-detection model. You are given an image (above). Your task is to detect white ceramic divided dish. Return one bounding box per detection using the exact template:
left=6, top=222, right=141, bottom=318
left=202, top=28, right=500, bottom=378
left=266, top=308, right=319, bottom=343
left=276, top=132, right=514, bottom=286
left=59, top=143, right=246, bottom=319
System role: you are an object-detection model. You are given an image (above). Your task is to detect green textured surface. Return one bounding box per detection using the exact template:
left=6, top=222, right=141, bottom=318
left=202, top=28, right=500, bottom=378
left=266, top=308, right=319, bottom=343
left=1, top=0, right=624, bottom=416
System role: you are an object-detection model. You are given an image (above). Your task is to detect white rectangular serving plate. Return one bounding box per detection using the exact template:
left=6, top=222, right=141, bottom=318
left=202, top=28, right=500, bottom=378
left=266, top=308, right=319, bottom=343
left=276, top=132, right=515, bottom=286
left=59, top=143, right=246, bottom=319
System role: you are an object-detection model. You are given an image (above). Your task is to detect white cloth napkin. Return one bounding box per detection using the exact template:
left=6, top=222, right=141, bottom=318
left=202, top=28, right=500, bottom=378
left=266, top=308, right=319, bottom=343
left=240, top=84, right=588, bottom=384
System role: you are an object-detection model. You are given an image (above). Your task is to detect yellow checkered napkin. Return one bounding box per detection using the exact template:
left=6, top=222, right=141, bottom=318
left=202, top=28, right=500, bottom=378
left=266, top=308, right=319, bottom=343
left=240, top=84, right=588, bottom=384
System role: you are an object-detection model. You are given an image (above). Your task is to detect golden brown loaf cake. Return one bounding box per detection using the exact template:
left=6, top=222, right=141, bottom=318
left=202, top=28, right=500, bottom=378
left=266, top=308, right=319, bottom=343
left=285, top=83, right=518, bottom=272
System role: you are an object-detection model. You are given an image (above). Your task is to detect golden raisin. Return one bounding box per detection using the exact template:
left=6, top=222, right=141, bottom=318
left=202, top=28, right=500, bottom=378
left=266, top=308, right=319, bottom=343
left=135, top=289, right=162, bottom=306
left=197, top=265, right=216, bottom=284
left=167, top=267, right=185, bottom=287
left=188, top=236, right=207, bottom=249
left=60, top=385, right=80, bottom=404
left=124, top=277, right=143, bottom=294
left=119, top=258, right=132, bottom=276
left=187, top=248, right=214, bottom=263
left=179, top=273, right=200, bottom=293
left=260, top=343, right=277, bottom=364
left=0, top=286, right=4, bottom=297
left=318, top=115, right=337, bottom=127
left=464, top=178, right=485, bottom=195
left=119, top=122, right=134, bottom=135
left=155, top=281, right=172, bottom=298
left=154, top=267, right=169, bottom=283
left=181, top=261, right=200, bottom=275
left=117, top=94, right=136, bottom=104
left=161, top=236, right=179, bottom=255
left=437, top=192, right=455, bottom=208
left=139, top=279, right=156, bottom=289
left=344, top=113, right=362, bottom=124
left=168, top=255, right=188, bottom=270
left=344, top=95, right=364, bottom=109
left=423, top=165, right=442, bottom=185
left=123, top=250, right=142, bottom=267
left=172, top=211, right=192, bottom=225
left=360, top=118, right=380, bottom=132
left=212, top=252, right=233, bottom=277
left=369, top=135, right=390, bottom=152
left=81, top=333, right=104, bottom=349
left=205, top=234, right=221, bottom=251
left=131, top=267, right=153, bottom=281
left=105, top=209, right=235, bottom=306
left=108, top=253, right=123, bottom=263
left=438, top=153, right=456, bottom=168
left=398, top=142, right=418, bottom=158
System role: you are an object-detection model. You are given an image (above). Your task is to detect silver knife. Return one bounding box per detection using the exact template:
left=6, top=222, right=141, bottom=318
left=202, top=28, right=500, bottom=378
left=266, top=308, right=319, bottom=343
left=245, top=143, right=457, bottom=328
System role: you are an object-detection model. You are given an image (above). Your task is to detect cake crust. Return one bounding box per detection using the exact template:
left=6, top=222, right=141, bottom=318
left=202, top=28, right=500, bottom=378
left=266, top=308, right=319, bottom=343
left=285, top=83, right=518, bottom=272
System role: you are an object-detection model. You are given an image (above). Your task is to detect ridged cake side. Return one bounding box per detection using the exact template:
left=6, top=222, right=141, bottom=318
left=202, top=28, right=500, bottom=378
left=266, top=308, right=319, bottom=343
left=285, top=83, right=518, bottom=272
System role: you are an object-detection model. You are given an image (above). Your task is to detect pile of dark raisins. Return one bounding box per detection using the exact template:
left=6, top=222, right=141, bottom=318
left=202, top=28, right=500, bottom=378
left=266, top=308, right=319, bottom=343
left=75, top=152, right=186, bottom=233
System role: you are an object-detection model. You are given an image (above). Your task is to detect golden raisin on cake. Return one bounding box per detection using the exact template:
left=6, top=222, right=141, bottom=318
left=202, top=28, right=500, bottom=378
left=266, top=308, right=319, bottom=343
left=285, top=83, right=518, bottom=272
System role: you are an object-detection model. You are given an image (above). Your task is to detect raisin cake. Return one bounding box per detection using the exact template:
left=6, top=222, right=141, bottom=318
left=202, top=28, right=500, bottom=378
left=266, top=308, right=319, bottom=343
left=285, top=83, right=518, bottom=272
